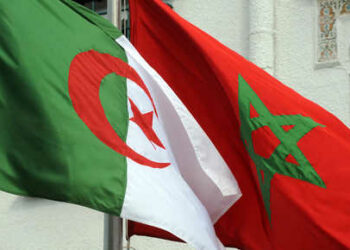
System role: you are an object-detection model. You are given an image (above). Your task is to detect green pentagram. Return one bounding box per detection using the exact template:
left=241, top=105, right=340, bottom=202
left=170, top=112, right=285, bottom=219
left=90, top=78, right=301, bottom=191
left=238, top=75, right=326, bottom=221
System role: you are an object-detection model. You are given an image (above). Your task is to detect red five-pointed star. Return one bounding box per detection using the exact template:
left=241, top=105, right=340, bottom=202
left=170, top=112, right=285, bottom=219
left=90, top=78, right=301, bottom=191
left=129, top=98, right=165, bottom=149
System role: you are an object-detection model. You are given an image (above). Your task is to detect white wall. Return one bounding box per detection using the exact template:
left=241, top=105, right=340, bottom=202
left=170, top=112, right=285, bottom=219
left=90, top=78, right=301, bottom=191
left=1, top=0, right=349, bottom=250
left=173, top=0, right=249, bottom=58
left=0, top=192, right=104, bottom=249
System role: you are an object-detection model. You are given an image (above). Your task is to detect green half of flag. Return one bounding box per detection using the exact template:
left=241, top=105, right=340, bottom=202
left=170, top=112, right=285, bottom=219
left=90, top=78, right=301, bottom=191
left=0, top=0, right=128, bottom=215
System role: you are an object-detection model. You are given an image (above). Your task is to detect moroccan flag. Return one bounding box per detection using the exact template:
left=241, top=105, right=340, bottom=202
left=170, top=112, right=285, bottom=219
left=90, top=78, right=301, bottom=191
left=128, top=0, right=350, bottom=249
left=0, top=1, right=241, bottom=249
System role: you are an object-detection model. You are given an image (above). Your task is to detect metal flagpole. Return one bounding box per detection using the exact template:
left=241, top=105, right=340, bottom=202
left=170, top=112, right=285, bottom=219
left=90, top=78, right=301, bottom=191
left=104, top=214, right=123, bottom=250
left=104, top=1, right=123, bottom=250
left=107, top=0, right=121, bottom=28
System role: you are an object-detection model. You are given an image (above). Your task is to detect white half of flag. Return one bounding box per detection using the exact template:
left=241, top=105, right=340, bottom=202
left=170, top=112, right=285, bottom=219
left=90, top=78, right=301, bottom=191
left=116, top=35, right=241, bottom=250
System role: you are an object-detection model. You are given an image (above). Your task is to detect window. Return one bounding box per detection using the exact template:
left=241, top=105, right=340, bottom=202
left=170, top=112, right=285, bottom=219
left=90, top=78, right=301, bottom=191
left=73, top=0, right=174, bottom=38
left=74, top=0, right=107, bottom=15
left=120, top=0, right=130, bottom=38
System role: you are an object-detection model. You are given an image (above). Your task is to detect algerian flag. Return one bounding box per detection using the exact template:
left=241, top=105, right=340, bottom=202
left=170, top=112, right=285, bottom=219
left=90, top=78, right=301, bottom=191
left=0, top=1, right=241, bottom=249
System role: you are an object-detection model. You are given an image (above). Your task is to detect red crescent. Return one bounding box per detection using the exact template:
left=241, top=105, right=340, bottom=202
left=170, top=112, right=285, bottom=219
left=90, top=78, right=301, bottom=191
left=68, top=50, right=170, bottom=168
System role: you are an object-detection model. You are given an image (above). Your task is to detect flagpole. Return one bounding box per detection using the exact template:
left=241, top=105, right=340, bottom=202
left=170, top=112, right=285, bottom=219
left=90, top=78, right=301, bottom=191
left=107, top=0, right=121, bottom=28
left=104, top=214, right=123, bottom=250
left=104, top=1, right=123, bottom=250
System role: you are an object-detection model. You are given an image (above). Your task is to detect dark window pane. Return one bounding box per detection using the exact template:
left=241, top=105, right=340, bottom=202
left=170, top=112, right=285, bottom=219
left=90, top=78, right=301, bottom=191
left=73, top=0, right=107, bottom=14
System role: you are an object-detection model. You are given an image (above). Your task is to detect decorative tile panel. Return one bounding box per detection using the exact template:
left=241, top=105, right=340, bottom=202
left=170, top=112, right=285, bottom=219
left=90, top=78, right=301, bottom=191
left=317, top=0, right=350, bottom=65
left=340, top=0, right=350, bottom=14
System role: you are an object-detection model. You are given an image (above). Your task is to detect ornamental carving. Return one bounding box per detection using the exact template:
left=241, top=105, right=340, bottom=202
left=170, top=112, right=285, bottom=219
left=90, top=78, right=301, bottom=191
left=317, top=0, right=350, bottom=64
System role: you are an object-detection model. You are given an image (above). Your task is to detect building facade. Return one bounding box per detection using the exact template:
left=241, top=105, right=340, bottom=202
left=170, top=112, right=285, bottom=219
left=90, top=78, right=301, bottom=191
left=0, top=0, right=349, bottom=249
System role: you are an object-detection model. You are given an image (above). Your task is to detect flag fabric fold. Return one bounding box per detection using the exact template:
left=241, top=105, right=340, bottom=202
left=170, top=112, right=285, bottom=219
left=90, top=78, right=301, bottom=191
left=0, top=1, right=241, bottom=249
left=128, top=0, right=350, bottom=249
